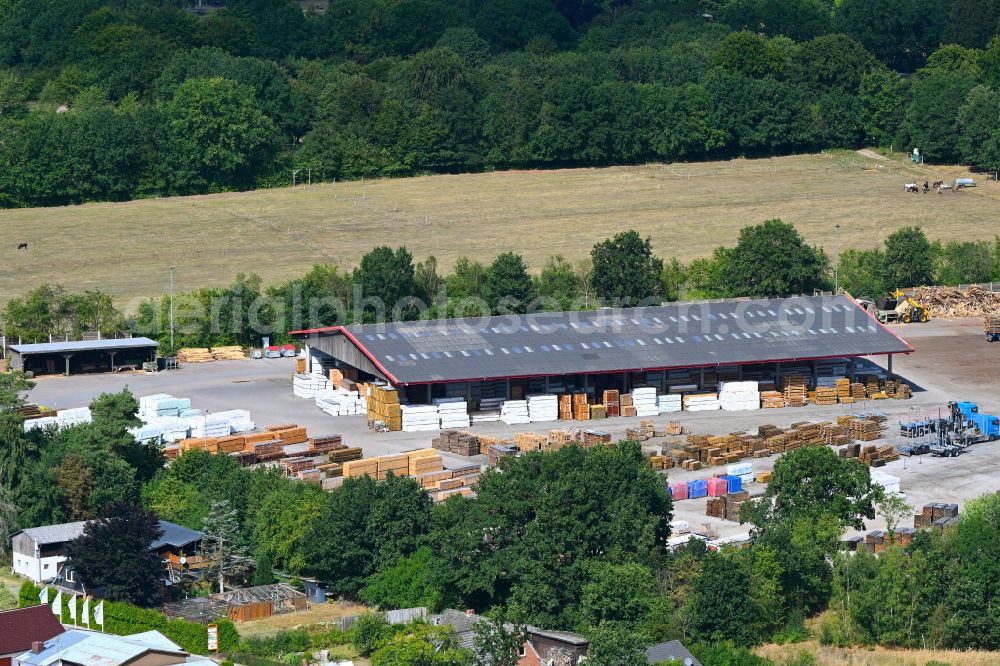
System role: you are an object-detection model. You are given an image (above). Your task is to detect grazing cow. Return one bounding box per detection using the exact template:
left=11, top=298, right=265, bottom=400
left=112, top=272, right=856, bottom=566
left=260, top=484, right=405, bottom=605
left=17, top=242, right=27, bottom=250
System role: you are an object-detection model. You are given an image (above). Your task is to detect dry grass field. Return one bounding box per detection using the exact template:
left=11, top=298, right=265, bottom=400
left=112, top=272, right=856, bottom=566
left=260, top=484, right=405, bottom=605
left=758, top=640, right=1000, bottom=665
left=1, top=151, right=997, bottom=306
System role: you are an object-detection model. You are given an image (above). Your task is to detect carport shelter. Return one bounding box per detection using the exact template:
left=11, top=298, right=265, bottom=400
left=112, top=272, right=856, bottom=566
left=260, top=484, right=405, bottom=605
left=6, top=338, right=159, bottom=376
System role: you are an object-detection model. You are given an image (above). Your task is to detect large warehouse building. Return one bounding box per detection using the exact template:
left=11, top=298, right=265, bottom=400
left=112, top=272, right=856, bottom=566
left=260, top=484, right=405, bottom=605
left=291, top=295, right=913, bottom=406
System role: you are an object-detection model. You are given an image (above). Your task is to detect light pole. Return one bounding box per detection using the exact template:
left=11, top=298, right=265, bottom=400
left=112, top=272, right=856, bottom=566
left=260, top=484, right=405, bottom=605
left=834, top=224, right=841, bottom=293
left=169, top=266, right=175, bottom=351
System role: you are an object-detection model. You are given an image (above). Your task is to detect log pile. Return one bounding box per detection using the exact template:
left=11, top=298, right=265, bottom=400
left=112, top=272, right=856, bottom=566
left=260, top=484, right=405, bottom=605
left=177, top=348, right=214, bottom=363
left=912, top=285, right=1000, bottom=318
left=211, top=346, right=246, bottom=360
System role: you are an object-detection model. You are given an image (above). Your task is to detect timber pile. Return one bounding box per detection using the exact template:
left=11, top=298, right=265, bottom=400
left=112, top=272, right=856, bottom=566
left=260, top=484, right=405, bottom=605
left=986, top=315, right=1000, bottom=335
left=780, top=375, right=808, bottom=407
left=913, top=285, right=1000, bottom=318
left=177, top=348, right=214, bottom=363
left=487, top=444, right=519, bottom=466
left=211, top=346, right=246, bottom=360
left=760, top=390, right=785, bottom=408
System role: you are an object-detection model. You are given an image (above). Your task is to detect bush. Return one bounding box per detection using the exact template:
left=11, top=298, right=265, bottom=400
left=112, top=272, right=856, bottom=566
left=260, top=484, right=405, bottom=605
left=17, top=580, right=41, bottom=608
left=96, top=600, right=239, bottom=654
left=351, top=613, right=391, bottom=656
left=690, top=642, right=773, bottom=665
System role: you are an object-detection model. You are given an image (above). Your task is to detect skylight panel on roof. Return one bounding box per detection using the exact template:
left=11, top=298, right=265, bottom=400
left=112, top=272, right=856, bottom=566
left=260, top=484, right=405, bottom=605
left=524, top=346, right=533, bottom=352
left=501, top=348, right=510, bottom=354
left=420, top=352, right=430, bottom=359
left=385, top=355, right=395, bottom=361
left=461, top=350, right=470, bottom=356
left=603, top=341, right=612, bottom=348
left=484, top=349, right=493, bottom=355
left=637, top=339, right=646, bottom=345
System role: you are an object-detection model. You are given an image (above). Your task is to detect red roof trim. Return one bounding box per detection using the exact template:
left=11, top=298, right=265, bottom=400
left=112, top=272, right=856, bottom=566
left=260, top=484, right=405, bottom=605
left=840, top=291, right=916, bottom=353
left=289, top=325, right=340, bottom=335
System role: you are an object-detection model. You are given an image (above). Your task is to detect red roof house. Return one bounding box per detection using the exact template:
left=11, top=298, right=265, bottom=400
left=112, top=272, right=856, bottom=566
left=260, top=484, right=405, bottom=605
left=0, top=605, right=65, bottom=666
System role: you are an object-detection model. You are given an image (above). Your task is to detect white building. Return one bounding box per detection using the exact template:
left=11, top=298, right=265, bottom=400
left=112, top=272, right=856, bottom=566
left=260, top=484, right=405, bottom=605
left=11, top=522, right=87, bottom=584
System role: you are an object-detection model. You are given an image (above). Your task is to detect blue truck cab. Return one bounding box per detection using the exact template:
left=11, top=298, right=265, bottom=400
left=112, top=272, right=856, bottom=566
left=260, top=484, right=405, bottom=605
left=955, top=401, right=979, bottom=418
left=970, top=413, right=1000, bottom=441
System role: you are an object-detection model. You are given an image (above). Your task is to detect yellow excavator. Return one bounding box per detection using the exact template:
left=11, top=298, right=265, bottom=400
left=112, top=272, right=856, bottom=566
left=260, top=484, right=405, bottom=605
left=859, top=289, right=930, bottom=324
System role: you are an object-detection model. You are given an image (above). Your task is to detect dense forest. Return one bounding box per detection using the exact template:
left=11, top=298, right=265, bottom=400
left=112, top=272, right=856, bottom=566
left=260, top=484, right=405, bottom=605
left=2, top=0, right=1000, bottom=207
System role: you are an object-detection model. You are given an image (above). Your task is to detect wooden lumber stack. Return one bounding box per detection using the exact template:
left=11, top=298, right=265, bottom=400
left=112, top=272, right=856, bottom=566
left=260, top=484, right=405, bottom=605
left=546, top=428, right=580, bottom=451
left=813, top=386, right=838, bottom=405
left=343, top=458, right=378, bottom=478
left=211, top=346, right=246, bottom=360
left=850, top=418, right=883, bottom=441
left=602, top=390, right=620, bottom=418
left=780, top=375, right=809, bottom=407
left=573, top=394, right=590, bottom=420
left=760, top=390, right=785, bottom=408
left=665, top=420, right=683, bottom=436
left=270, top=426, right=308, bottom=445
left=835, top=378, right=851, bottom=401
left=559, top=394, right=573, bottom=420
left=177, top=348, right=213, bottom=363
left=179, top=437, right=218, bottom=453
left=487, top=444, right=519, bottom=466
left=583, top=429, right=612, bottom=447
left=325, top=447, right=363, bottom=464
left=311, top=434, right=344, bottom=454
left=367, top=385, right=402, bottom=431
left=217, top=435, right=247, bottom=454
left=514, top=432, right=547, bottom=452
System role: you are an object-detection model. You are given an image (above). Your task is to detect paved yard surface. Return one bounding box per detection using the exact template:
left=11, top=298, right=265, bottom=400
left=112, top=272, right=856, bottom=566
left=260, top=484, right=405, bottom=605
left=23, top=317, right=1000, bottom=539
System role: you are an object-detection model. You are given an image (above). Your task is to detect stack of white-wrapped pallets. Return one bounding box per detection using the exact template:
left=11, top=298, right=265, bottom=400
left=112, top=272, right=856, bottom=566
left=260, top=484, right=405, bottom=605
left=57, top=407, right=92, bottom=427
left=316, top=389, right=366, bottom=416
left=24, top=416, right=58, bottom=432
left=435, top=398, right=471, bottom=428
left=658, top=394, right=682, bottom=413
left=212, top=409, right=254, bottom=432
left=186, top=414, right=232, bottom=439
left=293, top=373, right=330, bottom=399
left=718, top=381, right=760, bottom=411
left=131, top=416, right=190, bottom=443
left=683, top=393, right=721, bottom=411
left=632, top=388, right=659, bottom=417
left=401, top=404, right=441, bottom=432
left=727, top=462, right=754, bottom=485
left=138, top=395, right=190, bottom=419
left=527, top=395, right=558, bottom=422
left=500, top=400, right=530, bottom=425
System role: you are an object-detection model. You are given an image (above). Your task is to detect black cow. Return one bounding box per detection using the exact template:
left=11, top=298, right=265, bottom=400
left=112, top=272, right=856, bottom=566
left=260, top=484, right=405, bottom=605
left=17, top=242, right=27, bottom=250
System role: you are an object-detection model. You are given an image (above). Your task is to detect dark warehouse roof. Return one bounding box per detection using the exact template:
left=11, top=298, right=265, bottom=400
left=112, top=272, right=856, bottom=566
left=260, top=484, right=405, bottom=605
left=291, top=295, right=913, bottom=385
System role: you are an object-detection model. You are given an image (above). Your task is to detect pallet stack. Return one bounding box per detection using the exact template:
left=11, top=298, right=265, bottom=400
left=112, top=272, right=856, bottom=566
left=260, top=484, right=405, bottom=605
left=620, top=393, right=637, bottom=418
left=367, top=385, right=402, bottom=431
left=914, top=502, right=960, bottom=529
left=583, top=429, right=612, bottom=447
left=514, top=432, right=548, bottom=452
left=559, top=394, right=574, bottom=420
left=813, top=386, right=838, bottom=405
left=487, top=444, right=519, bottom=466
left=603, top=390, right=620, bottom=418
left=780, top=375, right=808, bottom=407
left=573, top=394, right=590, bottom=420
left=760, top=391, right=785, bottom=408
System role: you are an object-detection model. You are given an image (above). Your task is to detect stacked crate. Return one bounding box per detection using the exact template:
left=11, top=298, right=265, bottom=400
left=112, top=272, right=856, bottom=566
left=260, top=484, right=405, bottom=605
left=573, top=394, right=590, bottom=420
left=559, top=394, right=573, bottom=420
left=780, top=375, right=809, bottom=407
left=367, top=385, right=402, bottom=431
left=603, top=390, right=620, bottom=418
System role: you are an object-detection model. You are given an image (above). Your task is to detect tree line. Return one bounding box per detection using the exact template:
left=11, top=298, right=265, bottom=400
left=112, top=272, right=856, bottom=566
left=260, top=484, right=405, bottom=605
left=4, top=221, right=998, bottom=350
left=3, top=0, right=1000, bottom=207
